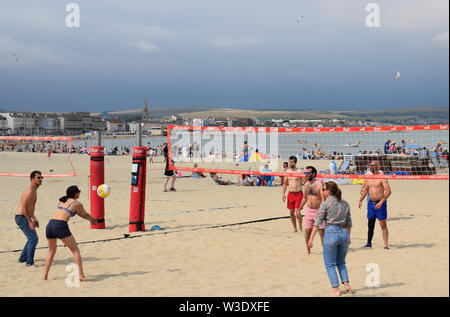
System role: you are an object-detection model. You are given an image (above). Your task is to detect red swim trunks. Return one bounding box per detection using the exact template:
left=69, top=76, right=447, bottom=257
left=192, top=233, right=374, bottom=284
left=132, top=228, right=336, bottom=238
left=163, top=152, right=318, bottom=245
left=287, top=191, right=303, bottom=210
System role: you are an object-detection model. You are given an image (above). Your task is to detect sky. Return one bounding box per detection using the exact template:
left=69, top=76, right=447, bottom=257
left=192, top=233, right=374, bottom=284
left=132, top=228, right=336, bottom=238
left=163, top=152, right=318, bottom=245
left=0, top=0, right=448, bottom=112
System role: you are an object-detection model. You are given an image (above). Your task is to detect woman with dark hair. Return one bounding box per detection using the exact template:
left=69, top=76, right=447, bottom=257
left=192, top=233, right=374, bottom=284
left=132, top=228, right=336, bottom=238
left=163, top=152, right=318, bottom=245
left=308, top=181, right=354, bottom=296
left=43, top=186, right=97, bottom=281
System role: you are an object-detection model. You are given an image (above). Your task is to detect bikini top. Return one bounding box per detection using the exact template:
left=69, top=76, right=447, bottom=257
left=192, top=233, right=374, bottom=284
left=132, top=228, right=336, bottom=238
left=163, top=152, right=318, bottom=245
left=57, top=201, right=77, bottom=217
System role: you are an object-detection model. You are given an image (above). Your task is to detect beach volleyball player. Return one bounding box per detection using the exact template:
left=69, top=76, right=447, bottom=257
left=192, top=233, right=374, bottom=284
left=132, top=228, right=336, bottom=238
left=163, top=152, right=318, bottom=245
left=282, top=156, right=305, bottom=233
left=15, top=170, right=43, bottom=268
left=299, top=166, right=326, bottom=255
left=358, top=161, right=392, bottom=249
left=43, top=186, right=97, bottom=281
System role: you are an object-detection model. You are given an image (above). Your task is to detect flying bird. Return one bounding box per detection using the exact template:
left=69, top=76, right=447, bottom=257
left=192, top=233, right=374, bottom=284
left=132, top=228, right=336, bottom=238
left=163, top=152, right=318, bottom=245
left=297, top=16, right=304, bottom=23
left=12, top=53, right=19, bottom=62
left=395, top=72, right=401, bottom=79
left=67, top=35, right=73, bottom=43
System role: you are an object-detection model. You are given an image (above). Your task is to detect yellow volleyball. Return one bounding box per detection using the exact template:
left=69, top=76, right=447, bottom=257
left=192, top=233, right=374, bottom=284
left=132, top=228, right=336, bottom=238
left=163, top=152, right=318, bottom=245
left=97, top=184, right=111, bottom=198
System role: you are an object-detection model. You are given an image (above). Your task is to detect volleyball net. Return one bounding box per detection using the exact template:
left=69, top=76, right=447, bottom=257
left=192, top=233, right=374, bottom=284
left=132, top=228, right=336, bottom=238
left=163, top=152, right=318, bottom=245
left=0, top=136, right=76, bottom=177
left=167, top=125, right=449, bottom=180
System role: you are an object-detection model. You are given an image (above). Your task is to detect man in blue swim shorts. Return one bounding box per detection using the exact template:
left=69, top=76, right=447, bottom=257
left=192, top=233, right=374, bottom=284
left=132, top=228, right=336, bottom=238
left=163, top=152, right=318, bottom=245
left=358, top=161, right=392, bottom=249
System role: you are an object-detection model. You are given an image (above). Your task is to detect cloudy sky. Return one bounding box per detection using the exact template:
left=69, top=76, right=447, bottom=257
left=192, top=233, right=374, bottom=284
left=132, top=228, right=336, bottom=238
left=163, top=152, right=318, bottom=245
left=0, top=0, right=448, bottom=112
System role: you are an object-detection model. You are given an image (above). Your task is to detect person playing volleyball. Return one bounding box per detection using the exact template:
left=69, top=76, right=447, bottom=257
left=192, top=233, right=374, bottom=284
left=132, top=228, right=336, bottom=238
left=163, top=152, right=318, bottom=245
left=43, top=186, right=97, bottom=281
left=299, top=166, right=326, bottom=255
left=15, top=170, right=43, bottom=268
left=358, top=161, right=391, bottom=249
left=282, top=156, right=305, bottom=233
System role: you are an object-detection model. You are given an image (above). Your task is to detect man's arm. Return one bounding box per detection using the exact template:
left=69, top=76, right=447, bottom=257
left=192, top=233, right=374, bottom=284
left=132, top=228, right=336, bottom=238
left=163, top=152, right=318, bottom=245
left=282, top=176, right=289, bottom=201
left=358, top=182, right=369, bottom=209
left=20, top=189, right=36, bottom=229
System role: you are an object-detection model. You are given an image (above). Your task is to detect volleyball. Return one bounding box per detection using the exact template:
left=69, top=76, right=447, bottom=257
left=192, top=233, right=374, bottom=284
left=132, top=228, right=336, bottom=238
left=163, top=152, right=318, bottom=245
left=97, top=184, right=111, bottom=198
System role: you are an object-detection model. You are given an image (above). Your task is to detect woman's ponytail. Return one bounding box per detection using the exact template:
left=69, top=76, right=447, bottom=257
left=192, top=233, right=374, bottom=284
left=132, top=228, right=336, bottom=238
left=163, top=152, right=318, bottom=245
left=325, top=181, right=342, bottom=202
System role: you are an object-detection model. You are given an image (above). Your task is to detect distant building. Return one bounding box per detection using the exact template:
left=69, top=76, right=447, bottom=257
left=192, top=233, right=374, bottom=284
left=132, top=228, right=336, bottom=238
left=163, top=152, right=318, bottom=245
left=142, top=99, right=149, bottom=121
left=107, top=116, right=128, bottom=133
left=40, top=113, right=61, bottom=134
left=0, top=115, right=7, bottom=132
left=59, top=112, right=106, bottom=134
left=0, top=112, right=40, bottom=135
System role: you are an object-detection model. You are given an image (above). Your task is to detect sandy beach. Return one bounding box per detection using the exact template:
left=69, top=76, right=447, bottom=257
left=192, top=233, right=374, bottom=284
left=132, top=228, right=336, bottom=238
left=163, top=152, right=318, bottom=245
left=0, top=152, right=448, bottom=297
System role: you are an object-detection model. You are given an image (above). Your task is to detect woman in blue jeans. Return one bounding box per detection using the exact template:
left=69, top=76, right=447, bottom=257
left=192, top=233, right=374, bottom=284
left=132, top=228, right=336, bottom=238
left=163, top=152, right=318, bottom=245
left=308, top=181, right=354, bottom=296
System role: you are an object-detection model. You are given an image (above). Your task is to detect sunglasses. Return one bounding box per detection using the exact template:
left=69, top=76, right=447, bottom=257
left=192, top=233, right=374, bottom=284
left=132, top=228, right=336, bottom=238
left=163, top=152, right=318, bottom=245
left=37, top=176, right=44, bottom=180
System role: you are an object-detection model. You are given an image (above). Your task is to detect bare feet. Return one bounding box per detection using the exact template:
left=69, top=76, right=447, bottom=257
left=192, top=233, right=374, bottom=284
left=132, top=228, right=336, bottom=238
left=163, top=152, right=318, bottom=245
left=26, top=264, right=38, bottom=269
left=331, top=288, right=341, bottom=296
left=79, top=276, right=88, bottom=282
left=306, top=248, right=311, bottom=256
left=345, top=287, right=355, bottom=294
left=344, top=283, right=355, bottom=294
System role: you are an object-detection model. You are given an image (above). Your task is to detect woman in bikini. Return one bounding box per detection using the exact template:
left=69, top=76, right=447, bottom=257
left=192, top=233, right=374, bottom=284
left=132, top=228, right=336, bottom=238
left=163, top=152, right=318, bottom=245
left=43, top=186, right=97, bottom=281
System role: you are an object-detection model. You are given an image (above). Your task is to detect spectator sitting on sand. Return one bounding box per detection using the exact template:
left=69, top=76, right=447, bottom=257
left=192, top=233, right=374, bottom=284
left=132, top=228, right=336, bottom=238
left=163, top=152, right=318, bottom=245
left=210, top=173, right=235, bottom=185
left=192, top=163, right=206, bottom=178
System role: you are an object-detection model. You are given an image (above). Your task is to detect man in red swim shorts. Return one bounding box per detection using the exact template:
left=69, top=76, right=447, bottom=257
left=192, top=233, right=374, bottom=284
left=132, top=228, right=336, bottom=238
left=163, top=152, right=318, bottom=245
left=282, top=156, right=305, bottom=233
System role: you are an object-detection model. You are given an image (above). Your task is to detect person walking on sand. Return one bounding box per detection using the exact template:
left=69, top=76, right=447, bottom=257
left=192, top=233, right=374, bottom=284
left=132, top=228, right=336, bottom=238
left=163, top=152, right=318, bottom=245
left=282, top=156, right=305, bottom=233
left=15, top=170, right=43, bottom=268
left=163, top=159, right=177, bottom=192
left=43, top=186, right=97, bottom=281
left=358, top=161, right=391, bottom=249
left=308, top=181, right=354, bottom=296
left=299, top=166, right=326, bottom=255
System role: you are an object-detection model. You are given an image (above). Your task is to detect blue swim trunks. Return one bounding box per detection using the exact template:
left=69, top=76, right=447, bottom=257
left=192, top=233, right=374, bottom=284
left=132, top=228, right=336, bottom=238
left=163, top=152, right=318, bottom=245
left=367, top=200, right=387, bottom=220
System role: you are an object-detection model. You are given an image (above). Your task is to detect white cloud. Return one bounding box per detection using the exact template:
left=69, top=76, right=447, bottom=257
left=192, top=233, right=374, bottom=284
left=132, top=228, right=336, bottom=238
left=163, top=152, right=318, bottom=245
left=211, top=36, right=261, bottom=48
left=136, top=40, right=161, bottom=53
left=433, top=31, right=449, bottom=48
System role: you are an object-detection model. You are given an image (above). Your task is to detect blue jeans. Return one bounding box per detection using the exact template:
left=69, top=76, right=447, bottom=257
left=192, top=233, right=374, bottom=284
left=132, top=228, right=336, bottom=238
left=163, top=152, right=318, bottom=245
left=15, top=215, right=38, bottom=266
left=323, top=225, right=350, bottom=288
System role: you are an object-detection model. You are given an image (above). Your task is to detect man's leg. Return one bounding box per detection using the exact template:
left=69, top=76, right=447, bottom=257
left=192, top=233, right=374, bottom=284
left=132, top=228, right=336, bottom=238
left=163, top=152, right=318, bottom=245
left=289, top=209, right=298, bottom=232
left=379, top=220, right=389, bottom=249
left=15, top=216, right=38, bottom=265
left=295, top=208, right=303, bottom=233
left=304, top=228, right=312, bottom=254
left=163, top=177, right=170, bottom=191
left=170, top=175, right=176, bottom=190
left=366, top=219, right=376, bottom=247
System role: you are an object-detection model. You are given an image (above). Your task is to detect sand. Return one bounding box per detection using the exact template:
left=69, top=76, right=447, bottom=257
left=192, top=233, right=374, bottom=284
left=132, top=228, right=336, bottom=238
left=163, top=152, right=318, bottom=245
left=0, top=152, right=448, bottom=297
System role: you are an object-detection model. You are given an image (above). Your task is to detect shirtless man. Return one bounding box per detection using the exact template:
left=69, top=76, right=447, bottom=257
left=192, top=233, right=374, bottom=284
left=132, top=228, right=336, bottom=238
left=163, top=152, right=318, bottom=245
left=282, top=156, right=305, bottom=233
left=15, top=170, right=43, bottom=267
left=299, top=166, right=326, bottom=255
left=358, top=161, right=391, bottom=249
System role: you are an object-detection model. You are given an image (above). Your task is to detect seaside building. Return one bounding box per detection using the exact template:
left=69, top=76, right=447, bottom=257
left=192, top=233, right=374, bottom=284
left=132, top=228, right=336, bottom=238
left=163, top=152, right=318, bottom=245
left=0, top=115, right=8, bottom=133
left=107, top=116, right=128, bottom=133
left=40, top=113, right=61, bottom=134
left=59, top=112, right=106, bottom=135
left=0, top=112, right=40, bottom=135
